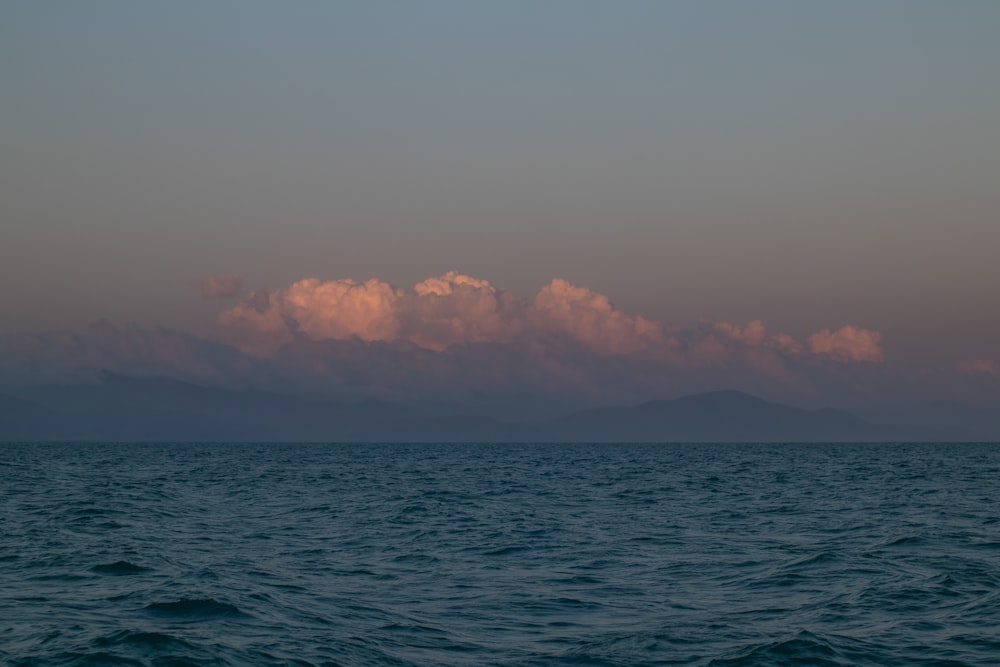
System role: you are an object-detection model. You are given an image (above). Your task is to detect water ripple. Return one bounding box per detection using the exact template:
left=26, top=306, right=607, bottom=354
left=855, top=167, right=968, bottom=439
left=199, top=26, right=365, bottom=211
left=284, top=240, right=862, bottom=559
left=2, top=442, right=999, bottom=666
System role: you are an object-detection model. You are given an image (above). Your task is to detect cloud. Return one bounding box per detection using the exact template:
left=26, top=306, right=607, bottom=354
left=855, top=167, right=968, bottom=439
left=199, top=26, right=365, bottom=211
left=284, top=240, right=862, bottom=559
left=217, top=272, right=676, bottom=356
left=527, top=279, right=673, bottom=355
left=713, top=319, right=767, bottom=346
left=765, top=332, right=805, bottom=355
left=13, top=313, right=993, bottom=422
left=216, top=272, right=527, bottom=354
left=10, top=269, right=1000, bottom=422
left=402, top=271, right=525, bottom=351
left=216, top=272, right=886, bottom=373
left=958, top=359, right=999, bottom=377
left=807, top=325, right=884, bottom=363
left=217, top=278, right=402, bottom=354
left=197, top=273, right=244, bottom=299
left=0, top=321, right=261, bottom=389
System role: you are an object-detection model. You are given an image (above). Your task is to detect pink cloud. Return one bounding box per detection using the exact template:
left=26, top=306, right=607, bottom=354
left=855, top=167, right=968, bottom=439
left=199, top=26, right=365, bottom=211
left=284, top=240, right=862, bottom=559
left=402, top=271, right=525, bottom=351
left=713, top=319, right=767, bottom=346
left=217, top=272, right=671, bottom=356
left=765, top=332, right=804, bottom=355
left=957, top=359, right=999, bottom=377
left=217, top=278, right=401, bottom=354
left=197, top=273, right=244, bottom=299
left=807, top=325, right=884, bottom=363
left=691, top=320, right=806, bottom=365
left=215, top=272, right=885, bottom=370
left=527, top=279, right=671, bottom=355
left=282, top=278, right=402, bottom=341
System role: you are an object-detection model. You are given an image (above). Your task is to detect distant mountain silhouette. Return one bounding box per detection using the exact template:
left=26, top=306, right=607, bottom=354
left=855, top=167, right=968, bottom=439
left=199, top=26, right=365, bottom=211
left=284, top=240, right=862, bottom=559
left=6, top=372, right=528, bottom=442
left=538, top=390, right=936, bottom=442
left=866, top=401, right=999, bottom=441
left=0, top=374, right=986, bottom=442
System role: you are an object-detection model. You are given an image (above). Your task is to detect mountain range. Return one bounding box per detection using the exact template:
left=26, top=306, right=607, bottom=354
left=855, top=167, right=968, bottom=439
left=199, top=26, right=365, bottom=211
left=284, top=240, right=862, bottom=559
left=0, top=372, right=995, bottom=442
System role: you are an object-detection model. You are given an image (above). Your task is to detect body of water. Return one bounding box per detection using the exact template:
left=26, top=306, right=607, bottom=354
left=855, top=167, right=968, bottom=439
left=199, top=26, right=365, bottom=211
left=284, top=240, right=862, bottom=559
left=2, top=442, right=999, bottom=666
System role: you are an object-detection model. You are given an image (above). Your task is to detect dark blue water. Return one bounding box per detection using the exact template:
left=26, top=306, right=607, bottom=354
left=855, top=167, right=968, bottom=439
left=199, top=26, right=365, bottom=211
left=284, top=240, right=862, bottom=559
left=2, top=442, right=999, bottom=666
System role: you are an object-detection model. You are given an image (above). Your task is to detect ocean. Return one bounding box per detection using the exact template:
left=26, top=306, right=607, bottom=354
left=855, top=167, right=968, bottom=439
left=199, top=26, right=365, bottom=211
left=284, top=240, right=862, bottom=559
left=2, top=442, right=999, bottom=666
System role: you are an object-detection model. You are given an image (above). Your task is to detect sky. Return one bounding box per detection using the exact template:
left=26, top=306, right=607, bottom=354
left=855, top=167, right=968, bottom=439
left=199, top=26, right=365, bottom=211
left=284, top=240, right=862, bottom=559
left=2, top=2, right=999, bottom=413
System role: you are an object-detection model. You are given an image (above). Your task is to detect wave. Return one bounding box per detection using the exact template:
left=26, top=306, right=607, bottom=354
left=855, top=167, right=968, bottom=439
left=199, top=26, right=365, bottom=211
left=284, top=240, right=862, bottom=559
left=708, top=631, right=859, bottom=667
left=143, top=598, right=245, bottom=619
left=91, top=561, right=152, bottom=576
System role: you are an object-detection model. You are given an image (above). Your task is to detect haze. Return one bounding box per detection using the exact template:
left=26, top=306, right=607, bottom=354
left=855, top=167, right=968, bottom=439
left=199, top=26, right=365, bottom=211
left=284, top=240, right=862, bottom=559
left=2, top=2, right=998, bottom=418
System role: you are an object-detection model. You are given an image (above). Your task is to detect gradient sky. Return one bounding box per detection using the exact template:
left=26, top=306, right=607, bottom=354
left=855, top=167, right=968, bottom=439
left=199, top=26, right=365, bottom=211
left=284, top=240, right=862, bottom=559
left=3, top=1, right=999, bottom=373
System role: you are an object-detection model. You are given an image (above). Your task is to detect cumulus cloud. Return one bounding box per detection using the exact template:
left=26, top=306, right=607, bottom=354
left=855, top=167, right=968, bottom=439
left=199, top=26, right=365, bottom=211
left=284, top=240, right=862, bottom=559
left=713, top=319, right=767, bottom=346
left=528, top=279, right=672, bottom=355
left=686, top=319, right=809, bottom=368
left=197, top=273, right=244, bottom=299
left=958, top=359, right=999, bottom=377
left=215, top=272, right=886, bottom=372
left=217, top=278, right=402, bottom=355
left=807, top=325, right=884, bottom=363
left=402, top=271, right=525, bottom=351
left=9, top=267, right=1000, bottom=428
left=765, top=332, right=805, bottom=355
left=217, top=272, right=675, bottom=356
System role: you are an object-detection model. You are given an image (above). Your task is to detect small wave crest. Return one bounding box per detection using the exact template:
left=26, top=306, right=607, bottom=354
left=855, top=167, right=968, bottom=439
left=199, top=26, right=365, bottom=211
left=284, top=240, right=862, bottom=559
left=709, top=631, right=858, bottom=667
left=91, top=561, right=151, bottom=576
left=143, top=598, right=245, bottom=619
left=92, top=630, right=195, bottom=650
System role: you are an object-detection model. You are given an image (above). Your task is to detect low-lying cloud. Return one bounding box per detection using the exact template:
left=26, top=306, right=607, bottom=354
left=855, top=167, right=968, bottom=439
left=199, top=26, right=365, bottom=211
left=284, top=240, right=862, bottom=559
left=216, top=271, right=884, bottom=367
left=5, top=272, right=997, bottom=417
left=807, top=325, right=885, bottom=363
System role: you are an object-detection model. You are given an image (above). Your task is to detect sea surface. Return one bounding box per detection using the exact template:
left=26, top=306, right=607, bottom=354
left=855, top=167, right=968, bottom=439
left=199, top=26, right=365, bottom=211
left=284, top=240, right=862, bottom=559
left=2, top=442, right=1000, bottom=666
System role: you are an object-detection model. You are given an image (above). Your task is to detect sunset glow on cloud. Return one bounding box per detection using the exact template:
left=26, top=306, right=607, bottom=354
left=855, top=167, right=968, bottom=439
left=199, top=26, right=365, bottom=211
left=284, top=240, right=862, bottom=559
left=528, top=279, right=671, bottom=355
left=807, top=326, right=885, bottom=363
left=216, top=272, right=884, bottom=365
left=3, top=2, right=998, bottom=434
left=3, top=271, right=994, bottom=420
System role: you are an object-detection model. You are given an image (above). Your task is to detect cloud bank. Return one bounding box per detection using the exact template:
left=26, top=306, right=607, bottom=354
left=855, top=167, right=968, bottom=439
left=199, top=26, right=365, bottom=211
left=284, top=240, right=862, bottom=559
left=4, top=271, right=998, bottom=417
left=808, top=325, right=885, bottom=363
left=216, top=271, right=884, bottom=368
